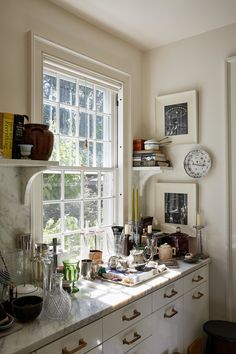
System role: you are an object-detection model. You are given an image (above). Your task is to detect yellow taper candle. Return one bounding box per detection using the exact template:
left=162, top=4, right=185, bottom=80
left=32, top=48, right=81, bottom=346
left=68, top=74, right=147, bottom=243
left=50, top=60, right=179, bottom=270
left=135, top=188, right=139, bottom=223
left=131, top=187, right=135, bottom=222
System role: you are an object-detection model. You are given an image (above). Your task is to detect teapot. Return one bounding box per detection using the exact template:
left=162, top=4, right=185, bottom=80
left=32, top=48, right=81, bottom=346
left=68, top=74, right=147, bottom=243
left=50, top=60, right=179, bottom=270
left=156, top=243, right=176, bottom=261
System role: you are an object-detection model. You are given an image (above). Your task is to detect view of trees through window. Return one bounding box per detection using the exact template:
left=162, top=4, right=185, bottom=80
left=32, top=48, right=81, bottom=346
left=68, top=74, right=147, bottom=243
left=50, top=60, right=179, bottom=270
left=42, top=60, right=117, bottom=252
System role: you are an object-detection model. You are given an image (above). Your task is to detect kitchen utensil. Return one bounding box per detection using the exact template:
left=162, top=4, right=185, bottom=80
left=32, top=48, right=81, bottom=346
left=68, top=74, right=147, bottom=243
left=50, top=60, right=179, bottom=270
left=156, top=243, right=176, bottom=261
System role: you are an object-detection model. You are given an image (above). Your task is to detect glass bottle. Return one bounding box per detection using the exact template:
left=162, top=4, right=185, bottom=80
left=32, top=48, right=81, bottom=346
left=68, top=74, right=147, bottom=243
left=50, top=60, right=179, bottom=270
left=43, top=273, right=72, bottom=320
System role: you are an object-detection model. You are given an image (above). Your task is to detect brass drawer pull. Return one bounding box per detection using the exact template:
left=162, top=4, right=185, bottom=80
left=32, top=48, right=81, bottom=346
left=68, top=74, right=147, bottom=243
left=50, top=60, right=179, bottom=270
left=164, top=289, right=178, bottom=298
left=122, top=309, right=141, bottom=321
left=164, top=308, right=178, bottom=318
left=192, top=275, right=203, bottom=282
left=62, top=339, right=87, bottom=354
left=122, top=331, right=141, bottom=345
left=192, top=292, right=204, bottom=300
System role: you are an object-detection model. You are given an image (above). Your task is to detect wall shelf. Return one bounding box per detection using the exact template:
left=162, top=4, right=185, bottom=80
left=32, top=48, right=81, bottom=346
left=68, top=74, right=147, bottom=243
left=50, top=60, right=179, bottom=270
left=0, top=159, right=59, bottom=204
left=133, top=166, right=173, bottom=195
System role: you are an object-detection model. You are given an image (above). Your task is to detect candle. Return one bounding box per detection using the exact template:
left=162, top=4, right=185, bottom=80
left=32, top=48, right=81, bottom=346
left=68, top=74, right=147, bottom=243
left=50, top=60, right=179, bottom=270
left=147, top=225, right=152, bottom=234
left=124, top=224, right=129, bottom=235
left=196, top=212, right=205, bottom=226
left=135, top=188, right=139, bottom=223
left=131, top=188, right=135, bottom=222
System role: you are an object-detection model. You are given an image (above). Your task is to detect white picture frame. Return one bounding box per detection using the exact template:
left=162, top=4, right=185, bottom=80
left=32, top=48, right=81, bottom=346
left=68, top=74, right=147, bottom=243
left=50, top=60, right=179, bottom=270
left=155, top=90, right=198, bottom=144
left=155, top=182, right=197, bottom=234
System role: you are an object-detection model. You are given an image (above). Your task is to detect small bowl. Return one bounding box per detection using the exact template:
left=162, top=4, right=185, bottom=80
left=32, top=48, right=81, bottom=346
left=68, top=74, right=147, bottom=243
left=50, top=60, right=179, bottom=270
left=0, top=314, right=14, bottom=331
left=12, top=296, right=43, bottom=323
left=144, top=139, right=160, bottom=151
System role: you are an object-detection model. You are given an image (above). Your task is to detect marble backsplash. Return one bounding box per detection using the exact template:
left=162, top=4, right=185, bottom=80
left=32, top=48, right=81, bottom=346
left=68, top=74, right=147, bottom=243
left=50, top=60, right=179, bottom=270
left=0, top=167, right=31, bottom=249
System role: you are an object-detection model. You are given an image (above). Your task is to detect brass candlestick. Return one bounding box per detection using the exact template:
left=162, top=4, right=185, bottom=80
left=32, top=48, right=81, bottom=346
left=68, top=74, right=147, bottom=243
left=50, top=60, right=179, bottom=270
left=193, top=225, right=209, bottom=259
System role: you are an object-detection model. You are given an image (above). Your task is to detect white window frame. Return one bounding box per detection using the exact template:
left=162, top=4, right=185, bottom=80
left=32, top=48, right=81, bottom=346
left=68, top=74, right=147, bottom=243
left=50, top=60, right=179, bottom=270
left=29, top=32, right=131, bottom=243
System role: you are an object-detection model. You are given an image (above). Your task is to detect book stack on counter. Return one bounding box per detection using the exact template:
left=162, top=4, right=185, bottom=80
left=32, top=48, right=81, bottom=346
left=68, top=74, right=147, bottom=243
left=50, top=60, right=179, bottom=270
left=0, top=112, right=28, bottom=159
left=133, top=149, right=171, bottom=167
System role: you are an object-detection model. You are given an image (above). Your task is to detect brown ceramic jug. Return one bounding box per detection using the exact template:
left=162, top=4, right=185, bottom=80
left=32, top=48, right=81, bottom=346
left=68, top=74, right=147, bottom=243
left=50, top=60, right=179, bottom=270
left=23, top=123, right=54, bottom=160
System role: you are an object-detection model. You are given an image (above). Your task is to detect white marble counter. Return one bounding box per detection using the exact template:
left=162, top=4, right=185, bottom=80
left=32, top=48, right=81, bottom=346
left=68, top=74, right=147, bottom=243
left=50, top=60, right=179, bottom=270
left=0, top=259, right=210, bottom=354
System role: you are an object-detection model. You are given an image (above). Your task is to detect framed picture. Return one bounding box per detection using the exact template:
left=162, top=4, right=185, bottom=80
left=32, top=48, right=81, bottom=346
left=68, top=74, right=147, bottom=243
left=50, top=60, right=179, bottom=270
left=155, top=182, right=197, bottom=233
left=155, top=90, right=198, bottom=144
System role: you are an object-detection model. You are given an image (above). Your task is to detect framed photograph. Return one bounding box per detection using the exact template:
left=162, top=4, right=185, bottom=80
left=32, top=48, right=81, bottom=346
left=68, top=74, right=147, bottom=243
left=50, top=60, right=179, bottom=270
left=155, top=182, right=197, bottom=233
left=155, top=90, right=198, bottom=144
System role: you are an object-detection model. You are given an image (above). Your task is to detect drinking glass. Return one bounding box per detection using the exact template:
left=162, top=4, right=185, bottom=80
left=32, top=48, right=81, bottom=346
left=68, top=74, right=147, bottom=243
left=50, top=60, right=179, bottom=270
left=63, top=261, right=79, bottom=293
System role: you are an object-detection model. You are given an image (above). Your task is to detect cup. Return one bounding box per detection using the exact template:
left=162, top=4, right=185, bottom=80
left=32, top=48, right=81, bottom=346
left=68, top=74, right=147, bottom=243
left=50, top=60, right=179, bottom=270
left=18, top=144, right=33, bottom=159
left=80, top=259, right=92, bottom=280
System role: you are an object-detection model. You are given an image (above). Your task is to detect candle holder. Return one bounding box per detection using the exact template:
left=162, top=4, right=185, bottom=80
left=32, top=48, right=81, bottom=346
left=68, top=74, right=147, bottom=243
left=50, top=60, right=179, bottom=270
left=193, top=225, right=209, bottom=259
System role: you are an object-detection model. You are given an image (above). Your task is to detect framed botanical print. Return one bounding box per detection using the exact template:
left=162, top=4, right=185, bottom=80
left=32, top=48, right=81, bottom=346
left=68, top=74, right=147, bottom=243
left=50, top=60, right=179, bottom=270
left=155, top=182, right=197, bottom=233
left=156, top=90, right=198, bottom=144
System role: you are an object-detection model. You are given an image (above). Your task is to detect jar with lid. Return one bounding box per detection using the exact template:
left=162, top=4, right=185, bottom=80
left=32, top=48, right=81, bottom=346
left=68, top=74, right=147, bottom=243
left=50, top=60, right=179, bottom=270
left=168, top=227, right=189, bottom=257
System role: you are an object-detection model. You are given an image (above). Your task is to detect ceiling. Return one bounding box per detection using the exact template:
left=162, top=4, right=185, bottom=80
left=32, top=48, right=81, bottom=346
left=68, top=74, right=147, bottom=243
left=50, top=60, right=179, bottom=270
left=51, top=0, right=236, bottom=51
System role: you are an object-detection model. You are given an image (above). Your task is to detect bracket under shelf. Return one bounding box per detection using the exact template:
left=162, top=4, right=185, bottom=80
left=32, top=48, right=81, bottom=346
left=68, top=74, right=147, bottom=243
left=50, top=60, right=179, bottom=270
left=132, top=166, right=173, bottom=196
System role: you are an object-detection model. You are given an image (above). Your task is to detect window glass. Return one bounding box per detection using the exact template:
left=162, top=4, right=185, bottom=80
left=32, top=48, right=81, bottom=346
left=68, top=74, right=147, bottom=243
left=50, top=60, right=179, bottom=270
left=41, top=63, right=119, bottom=253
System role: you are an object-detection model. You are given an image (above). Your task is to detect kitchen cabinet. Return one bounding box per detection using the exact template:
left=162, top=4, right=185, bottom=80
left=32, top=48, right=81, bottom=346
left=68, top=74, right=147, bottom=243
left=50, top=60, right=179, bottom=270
left=35, top=319, right=102, bottom=354
left=152, top=297, right=184, bottom=354
left=151, top=264, right=208, bottom=354
left=183, top=269, right=209, bottom=350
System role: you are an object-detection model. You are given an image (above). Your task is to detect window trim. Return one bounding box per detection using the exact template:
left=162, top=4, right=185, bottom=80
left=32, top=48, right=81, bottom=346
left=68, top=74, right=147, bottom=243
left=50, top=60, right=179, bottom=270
left=29, top=31, right=131, bottom=242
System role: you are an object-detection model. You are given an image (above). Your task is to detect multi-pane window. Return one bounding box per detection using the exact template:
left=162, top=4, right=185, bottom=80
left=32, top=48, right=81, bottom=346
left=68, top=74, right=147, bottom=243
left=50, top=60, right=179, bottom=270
left=41, top=57, right=120, bottom=252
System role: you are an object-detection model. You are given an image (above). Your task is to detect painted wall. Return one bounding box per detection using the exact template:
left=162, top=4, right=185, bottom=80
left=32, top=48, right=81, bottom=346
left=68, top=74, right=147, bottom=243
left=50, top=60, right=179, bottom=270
left=142, top=23, right=236, bottom=319
left=0, top=0, right=142, bottom=247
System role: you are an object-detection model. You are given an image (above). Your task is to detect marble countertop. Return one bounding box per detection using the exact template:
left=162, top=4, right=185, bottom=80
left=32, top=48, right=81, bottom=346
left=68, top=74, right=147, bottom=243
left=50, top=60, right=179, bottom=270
left=0, top=259, right=210, bottom=354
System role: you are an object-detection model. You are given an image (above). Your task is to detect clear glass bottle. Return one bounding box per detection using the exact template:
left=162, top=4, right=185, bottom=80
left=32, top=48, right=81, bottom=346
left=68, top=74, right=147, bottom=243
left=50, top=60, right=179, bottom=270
left=43, top=273, right=72, bottom=320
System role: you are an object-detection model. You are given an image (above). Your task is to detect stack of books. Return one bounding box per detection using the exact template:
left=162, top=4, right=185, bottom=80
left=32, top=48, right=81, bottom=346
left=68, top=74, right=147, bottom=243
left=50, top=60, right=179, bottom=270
left=133, top=149, right=171, bottom=167
left=0, top=112, right=28, bottom=159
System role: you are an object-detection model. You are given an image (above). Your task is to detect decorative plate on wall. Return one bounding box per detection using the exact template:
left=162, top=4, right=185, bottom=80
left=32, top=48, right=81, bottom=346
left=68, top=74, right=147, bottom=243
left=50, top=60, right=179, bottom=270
left=184, top=149, right=211, bottom=178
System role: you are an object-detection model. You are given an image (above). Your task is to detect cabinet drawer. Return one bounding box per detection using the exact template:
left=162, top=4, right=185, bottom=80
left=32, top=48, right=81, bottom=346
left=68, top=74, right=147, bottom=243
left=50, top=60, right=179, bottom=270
left=126, top=335, right=154, bottom=354
left=152, top=278, right=184, bottom=311
left=103, top=315, right=152, bottom=354
left=103, top=294, right=152, bottom=341
left=184, top=265, right=209, bottom=292
left=36, top=319, right=102, bottom=354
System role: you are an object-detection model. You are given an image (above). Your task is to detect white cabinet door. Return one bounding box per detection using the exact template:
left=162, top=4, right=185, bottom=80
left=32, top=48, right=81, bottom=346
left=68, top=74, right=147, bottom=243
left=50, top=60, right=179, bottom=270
left=152, top=296, right=184, bottom=354
left=103, top=315, right=152, bottom=354
left=87, top=345, right=102, bottom=353
left=125, top=336, right=154, bottom=354
left=183, top=281, right=209, bottom=351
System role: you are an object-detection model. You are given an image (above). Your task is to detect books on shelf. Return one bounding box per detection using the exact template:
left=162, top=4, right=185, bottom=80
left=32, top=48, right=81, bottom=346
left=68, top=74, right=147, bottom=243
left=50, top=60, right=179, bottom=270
left=133, top=149, right=171, bottom=167
left=0, top=113, right=27, bottom=159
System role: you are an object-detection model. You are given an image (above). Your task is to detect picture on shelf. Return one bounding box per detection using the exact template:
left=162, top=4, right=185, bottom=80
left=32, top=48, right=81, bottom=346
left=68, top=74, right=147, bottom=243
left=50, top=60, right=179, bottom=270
left=156, top=90, right=198, bottom=144
left=156, top=182, right=197, bottom=234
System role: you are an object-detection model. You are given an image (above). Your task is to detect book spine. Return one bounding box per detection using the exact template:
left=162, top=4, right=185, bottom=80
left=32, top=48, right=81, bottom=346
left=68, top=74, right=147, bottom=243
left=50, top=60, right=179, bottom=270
left=2, top=113, right=14, bottom=159
left=12, top=114, right=24, bottom=159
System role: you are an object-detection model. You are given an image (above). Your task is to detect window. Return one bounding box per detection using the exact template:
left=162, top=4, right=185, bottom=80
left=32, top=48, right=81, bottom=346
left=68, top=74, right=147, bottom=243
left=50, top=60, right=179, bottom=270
left=30, top=34, right=129, bottom=255
left=39, top=55, right=122, bottom=253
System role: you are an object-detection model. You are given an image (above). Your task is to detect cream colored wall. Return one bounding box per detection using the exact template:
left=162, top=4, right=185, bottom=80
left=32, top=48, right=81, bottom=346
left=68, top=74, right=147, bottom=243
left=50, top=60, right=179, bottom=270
left=142, top=23, right=236, bottom=319
left=0, top=0, right=142, bottom=246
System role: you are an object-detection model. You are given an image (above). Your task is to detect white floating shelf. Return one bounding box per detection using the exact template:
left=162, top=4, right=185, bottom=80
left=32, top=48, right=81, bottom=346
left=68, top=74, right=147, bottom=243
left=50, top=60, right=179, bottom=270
left=133, top=166, right=173, bottom=195
left=0, top=158, right=59, bottom=167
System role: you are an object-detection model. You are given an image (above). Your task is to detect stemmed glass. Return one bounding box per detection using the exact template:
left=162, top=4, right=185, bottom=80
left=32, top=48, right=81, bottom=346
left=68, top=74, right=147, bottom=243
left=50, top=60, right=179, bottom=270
left=63, top=261, right=79, bottom=293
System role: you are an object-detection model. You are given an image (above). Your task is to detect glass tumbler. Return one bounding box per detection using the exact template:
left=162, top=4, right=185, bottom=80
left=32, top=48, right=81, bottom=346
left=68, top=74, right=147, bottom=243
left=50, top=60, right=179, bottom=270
left=43, top=273, right=72, bottom=320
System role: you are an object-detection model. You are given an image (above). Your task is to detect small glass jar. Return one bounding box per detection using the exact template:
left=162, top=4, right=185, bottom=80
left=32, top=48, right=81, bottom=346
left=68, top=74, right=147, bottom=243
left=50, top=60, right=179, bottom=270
left=43, top=273, right=72, bottom=320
